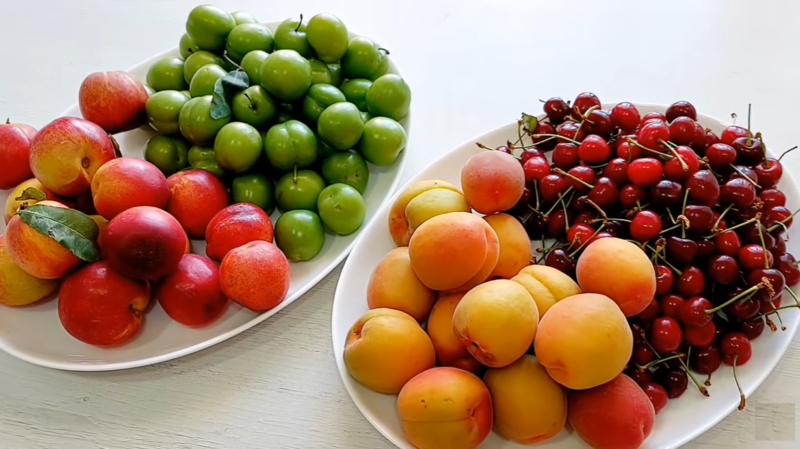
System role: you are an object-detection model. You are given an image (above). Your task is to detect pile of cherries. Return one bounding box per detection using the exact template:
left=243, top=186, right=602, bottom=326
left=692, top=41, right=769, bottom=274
left=500, top=92, right=799, bottom=415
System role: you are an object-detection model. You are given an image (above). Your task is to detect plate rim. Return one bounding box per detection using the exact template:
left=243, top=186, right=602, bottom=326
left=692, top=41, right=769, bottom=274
left=330, top=101, right=800, bottom=449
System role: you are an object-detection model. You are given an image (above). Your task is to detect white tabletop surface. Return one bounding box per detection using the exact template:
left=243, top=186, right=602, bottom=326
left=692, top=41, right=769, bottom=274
left=2, top=0, right=800, bottom=448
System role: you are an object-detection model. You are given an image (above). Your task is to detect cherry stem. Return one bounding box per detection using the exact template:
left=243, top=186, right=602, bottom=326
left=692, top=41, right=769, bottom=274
left=705, top=374, right=712, bottom=387
left=729, top=164, right=761, bottom=189
left=746, top=104, right=753, bottom=147
left=582, top=197, right=609, bottom=222
left=591, top=217, right=630, bottom=224
left=732, top=355, right=746, bottom=411
left=512, top=121, right=525, bottom=148
left=646, top=243, right=683, bottom=275
left=766, top=315, right=778, bottom=332
left=757, top=220, right=770, bottom=269
left=660, top=222, right=683, bottom=234
left=767, top=208, right=800, bottom=232
left=568, top=223, right=606, bottom=258
left=662, top=140, right=689, bottom=171
left=533, top=180, right=540, bottom=211
left=638, top=353, right=685, bottom=371
left=756, top=304, right=799, bottom=321
left=530, top=133, right=580, bottom=146
left=626, top=137, right=674, bottom=159
left=711, top=203, right=734, bottom=233
left=562, top=191, right=573, bottom=232
left=706, top=282, right=764, bottom=314
left=770, top=301, right=787, bottom=331
left=706, top=214, right=761, bottom=239
left=681, top=187, right=691, bottom=238
left=666, top=207, right=677, bottom=225
left=677, top=355, right=710, bottom=397
left=784, top=286, right=800, bottom=306
left=553, top=168, right=594, bottom=189
left=295, top=14, right=304, bottom=32
left=542, top=187, right=574, bottom=218
left=778, top=145, right=798, bottom=162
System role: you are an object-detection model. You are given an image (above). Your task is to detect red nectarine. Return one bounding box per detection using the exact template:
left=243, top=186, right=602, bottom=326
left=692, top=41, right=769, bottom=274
left=154, top=254, right=228, bottom=327
left=219, top=241, right=290, bottom=313
left=205, top=203, right=274, bottom=262
left=78, top=71, right=149, bottom=134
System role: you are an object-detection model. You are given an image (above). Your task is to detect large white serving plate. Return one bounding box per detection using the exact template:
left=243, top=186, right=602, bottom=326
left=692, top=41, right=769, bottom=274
left=0, top=21, right=409, bottom=371
left=332, top=103, right=800, bottom=449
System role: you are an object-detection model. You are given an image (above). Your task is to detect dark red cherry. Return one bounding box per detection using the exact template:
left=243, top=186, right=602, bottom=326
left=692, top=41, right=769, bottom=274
left=738, top=318, right=766, bottom=340
left=719, top=178, right=757, bottom=210
left=654, top=367, right=689, bottom=399
left=603, top=158, right=629, bottom=186
left=691, top=122, right=708, bottom=154
left=696, top=239, right=716, bottom=258
left=531, top=121, right=557, bottom=151
left=686, top=170, right=719, bottom=207
left=726, top=297, right=760, bottom=321
left=707, top=254, right=739, bottom=285
left=690, top=345, right=721, bottom=375
left=545, top=248, right=576, bottom=275
left=588, top=177, right=619, bottom=209
left=684, top=320, right=716, bottom=348
left=669, top=116, right=698, bottom=145
left=585, top=109, right=614, bottom=137
left=676, top=266, right=705, bottom=297
left=704, top=143, right=737, bottom=171
left=620, top=185, right=647, bottom=209
left=610, top=102, right=641, bottom=132
left=703, top=129, right=721, bottom=153
left=571, top=92, right=601, bottom=120
left=543, top=97, right=570, bottom=124
left=632, top=342, right=656, bottom=365
left=641, top=382, right=669, bottom=414
left=684, top=205, right=715, bottom=236
left=665, top=101, right=697, bottom=121
left=546, top=210, right=569, bottom=237
left=636, top=298, right=661, bottom=322
left=661, top=294, right=685, bottom=319
left=729, top=165, right=759, bottom=186
left=655, top=265, right=675, bottom=296
left=557, top=121, right=586, bottom=142
left=720, top=125, right=751, bottom=146
left=651, top=180, right=684, bottom=207
left=760, top=189, right=786, bottom=209
left=667, top=236, right=698, bottom=265
left=626, top=368, right=653, bottom=386
left=778, top=253, right=800, bottom=287
left=763, top=206, right=794, bottom=234
left=552, top=143, right=580, bottom=170
left=731, top=136, right=765, bottom=166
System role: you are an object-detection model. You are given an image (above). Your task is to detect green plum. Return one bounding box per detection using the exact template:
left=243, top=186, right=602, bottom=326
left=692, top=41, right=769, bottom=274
left=144, top=135, right=190, bottom=176
left=188, top=145, right=216, bottom=164
left=264, top=120, right=318, bottom=171
left=147, top=57, right=188, bottom=92
left=231, top=173, right=275, bottom=214
left=179, top=33, right=201, bottom=59
left=178, top=95, right=231, bottom=145
left=231, top=11, right=257, bottom=25
left=145, top=90, right=191, bottom=135
left=214, top=122, right=263, bottom=173
left=183, top=51, right=226, bottom=84
left=273, top=16, right=312, bottom=57
left=185, top=5, right=236, bottom=52
left=369, top=51, right=390, bottom=81
left=366, top=74, right=411, bottom=121
left=309, top=59, right=334, bottom=86
left=340, top=79, right=372, bottom=111
left=225, top=23, right=275, bottom=63
left=232, top=85, right=277, bottom=128
left=189, top=64, right=227, bottom=98
left=192, top=159, right=226, bottom=178
left=317, top=183, right=366, bottom=235
left=275, top=210, right=325, bottom=262
left=358, top=117, right=407, bottom=167
left=302, top=84, right=345, bottom=123
left=306, top=13, right=349, bottom=63
left=341, top=36, right=384, bottom=79
left=317, top=102, right=363, bottom=150
left=275, top=169, right=326, bottom=212
left=260, top=49, right=312, bottom=102
left=321, top=149, right=369, bottom=194
left=241, top=50, right=269, bottom=85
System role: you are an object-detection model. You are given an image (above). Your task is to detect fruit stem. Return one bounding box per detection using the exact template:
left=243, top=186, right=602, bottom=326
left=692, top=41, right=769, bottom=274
left=4, top=118, right=9, bottom=125
left=767, top=208, right=800, bottom=233
left=677, top=354, right=710, bottom=397
left=568, top=223, right=606, bottom=258
left=244, top=93, right=257, bottom=111
left=222, top=51, right=244, bottom=71
left=378, top=47, right=391, bottom=55
left=581, top=197, right=609, bottom=223
left=784, top=286, right=800, bottom=306
left=779, top=145, right=798, bottom=162
left=293, top=164, right=298, bottom=184
left=705, top=214, right=761, bottom=239
left=756, top=303, right=799, bottom=321
left=542, top=187, right=574, bottom=218
left=728, top=164, right=761, bottom=189
left=746, top=104, right=753, bottom=147
left=680, top=187, right=691, bottom=238
left=706, top=283, right=764, bottom=314
left=711, top=203, right=734, bottom=234
left=660, top=222, right=683, bottom=234
left=533, top=180, right=540, bottom=211
left=638, top=353, right=685, bottom=371
left=553, top=168, right=594, bottom=189
left=732, top=355, right=746, bottom=411
left=662, top=140, right=689, bottom=171
left=626, top=137, right=674, bottom=159
left=705, top=374, right=712, bottom=387
left=296, top=14, right=304, bottom=32
left=530, top=133, right=580, bottom=146
left=666, top=207, right=677, bottom=225
left=770, top=302, right=787, bottom=331
left=765, top=315, right=778, bottom=332
left=757, top=220, right=770, bottom=269
left=562, top=191, right=574, bottom=232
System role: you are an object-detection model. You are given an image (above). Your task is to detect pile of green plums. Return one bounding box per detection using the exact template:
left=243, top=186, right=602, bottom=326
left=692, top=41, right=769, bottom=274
left=141, top=4, right=411, bottom=262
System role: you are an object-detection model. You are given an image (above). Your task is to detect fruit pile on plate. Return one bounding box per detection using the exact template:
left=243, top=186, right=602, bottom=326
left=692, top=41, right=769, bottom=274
left=340, top=94, right=799, bottom=449
left=0, top=4, right=410, bottom=349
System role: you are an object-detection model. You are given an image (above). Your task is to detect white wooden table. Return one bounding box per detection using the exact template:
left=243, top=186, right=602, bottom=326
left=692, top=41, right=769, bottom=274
left=1, top=0, right=799, bottom=447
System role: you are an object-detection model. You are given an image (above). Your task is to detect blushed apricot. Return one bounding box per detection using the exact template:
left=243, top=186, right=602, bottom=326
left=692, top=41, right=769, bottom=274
left=460, top=151, right=524, bottom=214
left=367, top=247, right=437, bottom=322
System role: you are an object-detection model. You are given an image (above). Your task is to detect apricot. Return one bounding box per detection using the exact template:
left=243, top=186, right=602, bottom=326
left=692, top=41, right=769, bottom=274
left=452, top=279, right=538, bottom=368
left=568, top=374, right=655, bottom=449
left=534, top=293, right=632, bottom=390
left=205, top=203, right=274, bottom=262
left=5, top=200, right=81, bottom=280
left=219, top=241, right=290, bottom=313
left=483, top=213, right=532, bottom=279
left=58, top=260, right=150, bottom=346
left=366, top=247, right=437, bottom=322
left=155, top=254, right=228, bottom=326
left=408, top=212, right=497, bottom=291
left=426, top=293, right=482, bottom=373
left=388, top=179, right=467, bottom=247
left=29, top=117, right=118, bottom=197
left=460, top=150, right=524, bottom=215
left=484, top=355, right=567, bottom=444
left=397, top=367, right=493, bottom=449
left=0, top=235, right=60, bottom=306
left=4, top=178, right=60, bottom=224
left=166, top=169, right=230, bottom=238
left=344, top=308, right=435, bottom=394
left=445, top=219, right=500, bottom=293
left=511, top=264, right=582, bottom=317
left=103, top=206, right=186, bottom=280
left=91, top=158, right=170, bottom=220
left=576, top=237, right=657, bottom=317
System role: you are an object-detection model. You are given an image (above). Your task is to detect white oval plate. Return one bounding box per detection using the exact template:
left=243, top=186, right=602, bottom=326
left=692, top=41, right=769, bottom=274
left=331, top=103, right=799, bottom=449
left=0, top=21, right=409, bottom=371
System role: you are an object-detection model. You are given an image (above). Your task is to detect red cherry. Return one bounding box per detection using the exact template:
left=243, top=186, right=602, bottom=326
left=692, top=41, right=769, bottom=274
left=690, top=345, right=721, bottom=375
left=666, top=236, right=697, bottom=265
left=641, top=382, right=669, bottom=415
left=573, top=211, right=595, bottom=226
left=738, top=244, right=774, bottom=271
left=610, top=102, right=641, bottom=132
left=720, top=332, right=752, bottom=366
left=567, top=223, right=595, bottom=249
left=771, top=235, right=787, bottom=257
left=703, top=129, right=721, bottom=153
left=655, top=265, right=674, bottom=296
left=578, top=135, right=611, bottom=164
left=632, top=342, right=656, bottom=365
left=778, top=253, right=800, bottom=287
left=684, top=320, right=716, bottom=348
left=726, top=297, right=760, bottom=321
left=531, top=121, right=557, bottom=151
left=544, top=248, right=576, bottom=275
left=557, top=121, right=586, bottom=142
left=661, top=294, right=685, bottom=319
left=630, top=322, right=646, bottom=344
left=627, top=158, right=663, bottom=188
left=494, top=146, right=513, bottom=155
left=696, top=239, right=716, bottom=258
left=585, top=110, right=615, bottom=138
left=705, top=143, right=738, bottom=171
left=691, top=122, right=708, bottom=154
left=626, top=368, right=653, bottom=386
left=760, top=189, right=786, bottom=209
left=666, top=101, right=697, bottom=121
left=763, top=206, right=794, bottom=233
left=636, top=298, right=661, bottom=322
left=546, top=210, right=568, bottom=237
left=566, top=166, right=596, bottom=193
left=639, top=112, right=667, bottom=128
left=552, top=143, right=580, bottom=170
left=739, top=317, right=766, bottom=340
left=620, top=185, right=648, bottom=209
left=715, top=229, right=742, bottom=257
left=571, top=92, right=601, bottom=120
left=669, top=116, right=698, bottom=145
left=655, top=366, right=689, bottom=399
left=759, top=294, right=782, bottom=315
left=679, top=296, right=712, bottom=327
left=543, top=97, right=570, bottom=124
left=603, top=158, right=629, bottom=186
left=520, top=148, right=545, bottom=165
left=707, top=254, right=739, bottom=285
left=729, top=165, right=759, bottom=185
left=616, top=139, right=641, bottom=161
left=539, top=174, right=570, bottom=203
left=754, top=158, right=782, bottom=189
left=684, top=205, right=715, bottom=236
left=719, top=178, right=757, bottom=210
left=651, top=180, right=684, bottom=207
left=676, top=266, right=705, bottom=297
left=731, top=136, right=765, bottom=166
left=686, top=170, right=720, bottom=207
left=588, top=177, right=619, bottom=209
left=650, top=317, right=683, bottom=354
left=664, top=146, right=700, bottom=182
left=523, top=156, right=551, bottom=183
left=720, top=125, right=750, bottom=146
left=747, top=268, right=785, bottom=302
left=637, top=121, right=670, bottom=150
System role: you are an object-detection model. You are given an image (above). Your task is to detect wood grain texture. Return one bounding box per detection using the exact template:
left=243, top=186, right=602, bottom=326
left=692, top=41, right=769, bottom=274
left=1, top=0, right=800, bottom=448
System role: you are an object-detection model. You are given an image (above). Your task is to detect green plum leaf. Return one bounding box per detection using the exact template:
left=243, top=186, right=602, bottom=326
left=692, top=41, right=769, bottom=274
left=521, top=112, right=538, bottom=134
left=15, top=187, right=47, bottom=202
left=17, top=204, right=100, bottom=262
left=211, top=70, right=250, bottom=120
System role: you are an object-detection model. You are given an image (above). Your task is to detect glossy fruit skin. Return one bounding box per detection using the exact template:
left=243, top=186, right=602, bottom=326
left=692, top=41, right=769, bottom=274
left=309, top=59, right=343, bottom=86
left=273, top=16, right=312, bottom=57
left=241, top=50, right=269, bottom=85
left=144, top=135, right=190, bottom=176
left=321, top=149, right=369, bottom=194
left=275, top=169, right=326, bottom=212
left=721, top=332, right=752, bottom=366
left=650, top=317, right=683, bottom=354
left=225, top=23, right=274, bottom=63
left=341, top=36, right=385, bottom=79
left=213, top=122, right=263, bottom=173
left=306, top=13, right=349, bottom=63
left=358, top=117, right=407, bottom=167
left=185, top=5, right=236, bottom=52
left=182, top=51, right=226, bottom=84
left=178, top=95, right=231, bottom=145
left=264, top=119, right=318, bottom=171
left=303, top=84, right=347, bottom=123
left=340, top=78, right=373, bottom=111
left=232, top=85, right=277, bottom=128
left=155, top=254, right=228, bottom=327
left=146, top=57, right=188, bottom=92
left=179, top=33, right=200, bottom=59
left=79, top=71, right=149, bottom=134
left=366, top=74, right=411, bottom=121
left=260, top=49, right=313, bottom=102
left=146, top=90, right=191, bottom=135
left=0, top=121, right=37, bottom=190
left=317, top=102, right=364, bottom=150
left=231, top=173, right=275, bottom=214
left=641, top=382, right=668, bottom=415
left=274, top=210, right=326, bottom=261
left=188, top=64, right=227, bottom=98
left=317, top=183, right=366, bottom=235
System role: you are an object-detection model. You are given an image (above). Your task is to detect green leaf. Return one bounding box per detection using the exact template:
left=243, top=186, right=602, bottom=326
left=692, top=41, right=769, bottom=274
left=210, top=70, right=250, bottom=120
left=15, top=187, right=46, bottom=202
left=521, top=112, right=538, bottom=133
left=17, top=204, right=101, bottom=262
